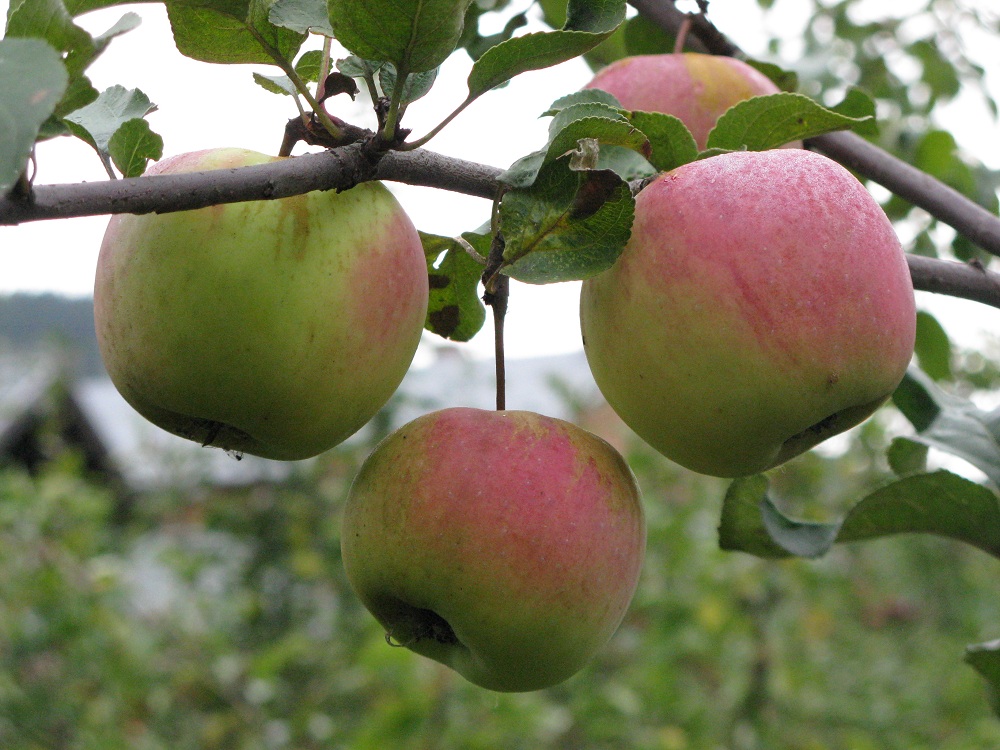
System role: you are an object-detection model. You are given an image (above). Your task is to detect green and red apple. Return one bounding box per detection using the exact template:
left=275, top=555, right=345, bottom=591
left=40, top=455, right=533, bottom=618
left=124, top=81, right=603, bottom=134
left=585, top=53, right=787, bottom=149
left=580, top=149, right=916, bottom=477
left=94, top=147, right=428, bottom=460
left=341, top=407, right=646, bottom=692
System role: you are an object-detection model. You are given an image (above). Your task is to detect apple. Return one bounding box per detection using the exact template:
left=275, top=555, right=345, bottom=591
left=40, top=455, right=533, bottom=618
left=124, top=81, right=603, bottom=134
left=579, top=149, right=916, bottom=477
left=94, top=147, right=428, bottom=461
left=585, top=53, right=787, bottom=149
left=341, top=407, right=646, bottom=692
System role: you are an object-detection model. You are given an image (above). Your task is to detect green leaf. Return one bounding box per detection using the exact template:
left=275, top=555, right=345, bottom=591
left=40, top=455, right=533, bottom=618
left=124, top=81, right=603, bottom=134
left=0, top=38, right=69, bottom=194
left=828, top=87, right=878, bottom=137
left=626, top=111, right=698, bottom=173
left=705, top=92, right=873, bottom=152
left=914, top=310, right=953, bottom=381
left=4, top=0, right=133, bottom=130
left=499, top=161, right=634, bottom=284
left=913, top=129, right=976, bottom=198
left=622, top=13, right=674, bottom=57
left=269, top=0, right=334, bottom=36
left=253, top=72, right=298, bottom=95
left=336, top=55, right=381, bottom=79
left=909, top=38, right=961, bottom=102
left=164, top=0, right=306, bottom=65
left=887, top=437, right=929, bottom=477
left=744, top=59, right=798, bottom=93
left=294, top=49, right=324, bottom=81
left=466, top=0, right=625, bottom=99
left=419, top=232, right=486, bottom=341
left=378, top=63, right=439, bottom=105
left=542, top=89, right=622, bottom=116
left=499, top=102, right=648, bottom=190
left=327, top=0, right=473, bottom=74
left=718, top=475, right=792, bottom=559
left=893, top=368, right=1000, bottom=488
left=594, top=145, right=656, bottom=181
left=966, top=640, right=1000, bottom=718
left=5, top=0, right=95, bottom=73
left=63, top=85, right=158, bottom=177
left=720, top=471, right=1000, bottom=560
left=460, top=5, right=527, bottom=61
left=108, top=117, right=164, bottom=177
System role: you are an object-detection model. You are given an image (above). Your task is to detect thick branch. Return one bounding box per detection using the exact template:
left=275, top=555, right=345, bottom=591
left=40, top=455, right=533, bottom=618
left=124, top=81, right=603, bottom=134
left=907, top=255, right=1000, bottom=309
left=0, top=146, right=501, bottom=225
left=627, top=0, right=1000, bottom=258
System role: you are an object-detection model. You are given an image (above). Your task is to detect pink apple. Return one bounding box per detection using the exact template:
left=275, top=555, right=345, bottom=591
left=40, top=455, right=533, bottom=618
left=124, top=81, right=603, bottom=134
left=586, top=53, right=787, bottom=149
left=580, top=149, right=916, bottom=477
left=341, top=407, right=646, bottom=692
left=95, top=148, right=428, bottom=460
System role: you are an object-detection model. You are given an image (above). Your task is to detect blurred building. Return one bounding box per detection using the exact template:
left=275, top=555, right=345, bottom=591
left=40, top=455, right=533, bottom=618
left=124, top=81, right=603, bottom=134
left=0, top=344, right=621, bottom=495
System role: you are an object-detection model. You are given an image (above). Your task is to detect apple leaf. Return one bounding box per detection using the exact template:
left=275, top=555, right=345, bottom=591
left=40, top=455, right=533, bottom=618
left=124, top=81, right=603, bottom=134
left=63, top=85, right=160, bottom=178
left=892, top=368, right=1000, bottom=488
left=164, top=0, right=306, bottom=65
left=419, top=232, right=486, bottom=342
left=459, top=3, right=528, bottom=62
left=966, top=640, right=1000, bottom=718
left=327, top=0, right=472, bottom=74
left=0, top=38, right=69, bottom=194
left=378, top=63, right=439, bottom=106
left=108, top=117, right=164, bottom=177
left=5, top=0, right=95, bottom=74
left=543, top=89, right=622, bottom=116
left=499, top=160, right=633, bottom=284
left=886, top=437, right=930, bottom=477
left=745, top=59, right=799, bottom=93
left=269, top=0, right=334, bottom=36
left=594, top=145, right=657, bottom=181
left=622, top=13, right=674, bottom=57
left=499, top=103, right=648, bottom=189
left=466, top=0, right=625, bottom=100
left=914, top=310, right=953, bottom=381
left=828, top=87, right=879, bottom=137
left=253, top=72, right=299, bottom=96
left=3, top=0, right=138, bottom=138
left=705, top=92, right=873, bottom=152
left=719, top=470, right=1000, bottom=560
left=626, top=111, right=698, bottom=173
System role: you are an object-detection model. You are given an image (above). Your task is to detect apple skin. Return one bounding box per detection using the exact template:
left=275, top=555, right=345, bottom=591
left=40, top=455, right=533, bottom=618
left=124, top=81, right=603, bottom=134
left=341, top=407, right=646, bottom=692
left=580, top=149, right=916, bottom=478
left=94, top=148, right=428, bottom=460
left=585, top=53, right=786, bottom=149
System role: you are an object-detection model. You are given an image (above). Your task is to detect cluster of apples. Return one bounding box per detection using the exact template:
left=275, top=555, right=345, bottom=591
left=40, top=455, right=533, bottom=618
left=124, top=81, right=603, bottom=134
left=94, top=53, right=915, bottom=692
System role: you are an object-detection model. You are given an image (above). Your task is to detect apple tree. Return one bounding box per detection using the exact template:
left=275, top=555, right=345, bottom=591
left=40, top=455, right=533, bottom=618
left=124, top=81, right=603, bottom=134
left=3, top=0, right=1000, bottom=710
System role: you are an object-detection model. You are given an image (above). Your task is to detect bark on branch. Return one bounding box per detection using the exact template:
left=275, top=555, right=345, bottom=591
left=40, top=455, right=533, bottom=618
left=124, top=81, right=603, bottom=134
left=0, top=146, right=501, bottom=225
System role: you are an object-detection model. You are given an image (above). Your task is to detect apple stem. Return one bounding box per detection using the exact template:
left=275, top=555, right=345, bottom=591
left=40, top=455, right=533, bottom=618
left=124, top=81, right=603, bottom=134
left=674, top=16, right=693, bottom=54
left=482, top=230, right=509, bottom=411
left=490, top=274, right=509, bottom=411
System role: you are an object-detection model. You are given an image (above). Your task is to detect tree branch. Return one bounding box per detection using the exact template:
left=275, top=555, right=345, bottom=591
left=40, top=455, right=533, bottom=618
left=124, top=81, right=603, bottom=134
left=0, top=146, right=501, bottom=225
left=907, top=255, right=1000, bottom=309
left=626, top=0, right=1000, bottom=259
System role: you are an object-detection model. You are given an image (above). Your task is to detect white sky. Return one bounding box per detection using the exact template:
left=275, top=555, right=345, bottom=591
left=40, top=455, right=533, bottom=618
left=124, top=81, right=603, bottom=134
left=1, top=1, right=999, bottom=361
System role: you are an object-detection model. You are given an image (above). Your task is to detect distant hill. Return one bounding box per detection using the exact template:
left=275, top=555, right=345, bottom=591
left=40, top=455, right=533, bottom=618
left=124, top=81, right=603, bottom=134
left=0, top=293, right=104, bottom=376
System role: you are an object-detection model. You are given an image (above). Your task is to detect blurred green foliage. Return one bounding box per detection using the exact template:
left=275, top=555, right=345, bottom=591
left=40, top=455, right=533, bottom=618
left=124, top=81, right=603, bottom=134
left=2, top=422, right=999, bottom=749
